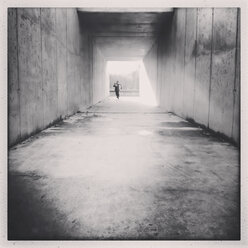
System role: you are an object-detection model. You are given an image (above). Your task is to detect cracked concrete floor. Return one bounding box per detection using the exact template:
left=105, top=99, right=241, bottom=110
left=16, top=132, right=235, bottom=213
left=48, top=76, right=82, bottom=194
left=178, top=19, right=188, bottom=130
left=8, top=97, right=240, bottom=240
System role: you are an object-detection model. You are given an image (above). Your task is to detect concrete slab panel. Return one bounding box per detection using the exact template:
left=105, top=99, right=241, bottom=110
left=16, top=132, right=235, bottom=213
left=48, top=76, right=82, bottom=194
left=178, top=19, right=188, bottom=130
left=66, top=9, right=74, bottom=54
left=166, top=15, right=177, bottom=112
left=56, top=9, right=68, bottom=117
left=57, top=43, right=67, bottom=117
left=80, top=39, right=87, bottom=106
left=143, top=42, right=158, bottom=99
left=209, top=8, right=237, bottom=137
left=76, top=55, right=82, bottom=107
left=88, top=35, right=94, bottom=105
left=17, top=8, right=43, bottom=137
left=8, top=9, right=21, bottom=146
left=80, top=34, right=91, bottom=108
left=156, top=39, right=163, bottom=106
left=66, top=9, right=80, bottom=55
left=55, top=9, right=67, bottom=47
left=161, top=28, right=175, bottom=110
left=67, top=52, right=77, bottom=113
left=41, top=8, right=58, bottom=125
left=194, top=8, right=212, bottom=126
left=65, top=9, right=86, bottom=114
left=173, top=9, right=186, bottom=116
left=92, top=46, right=106, bottom=104
left=183, top=9, right=197, bottom=119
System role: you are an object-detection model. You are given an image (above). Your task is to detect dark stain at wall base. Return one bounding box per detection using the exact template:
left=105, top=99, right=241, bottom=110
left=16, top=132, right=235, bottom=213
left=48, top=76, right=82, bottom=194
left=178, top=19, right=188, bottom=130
left=185, top=117, right=239, bottom=148
left=8, top=116, right=63, bottom=148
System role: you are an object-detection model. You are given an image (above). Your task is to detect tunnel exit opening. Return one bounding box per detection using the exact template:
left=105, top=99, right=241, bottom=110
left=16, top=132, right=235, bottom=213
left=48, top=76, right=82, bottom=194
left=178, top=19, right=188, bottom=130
left=106, top=60, right=157, bottom=106
left=106, top=61, right=140, bottom=97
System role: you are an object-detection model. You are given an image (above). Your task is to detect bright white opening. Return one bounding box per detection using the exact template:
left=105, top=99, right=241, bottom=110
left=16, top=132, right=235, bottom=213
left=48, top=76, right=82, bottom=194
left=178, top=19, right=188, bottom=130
left=106, top=60, right=157, bottom=106
left=107, top=61, right=140, bottom=74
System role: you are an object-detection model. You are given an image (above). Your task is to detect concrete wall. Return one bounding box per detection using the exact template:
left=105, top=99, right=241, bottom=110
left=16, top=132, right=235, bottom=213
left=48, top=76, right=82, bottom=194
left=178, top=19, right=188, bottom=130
left=143, top=42, right=158, bottom=101
left=8, top=8, right=93, bottom=146
left=155, top=8, right=240, bottom=144
left=92, top=42, right=108, bottom=104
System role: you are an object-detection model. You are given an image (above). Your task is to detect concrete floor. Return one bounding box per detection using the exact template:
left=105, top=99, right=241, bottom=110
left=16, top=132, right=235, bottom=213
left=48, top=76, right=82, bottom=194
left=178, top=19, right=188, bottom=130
left=8, top=97, right=240, bottom=240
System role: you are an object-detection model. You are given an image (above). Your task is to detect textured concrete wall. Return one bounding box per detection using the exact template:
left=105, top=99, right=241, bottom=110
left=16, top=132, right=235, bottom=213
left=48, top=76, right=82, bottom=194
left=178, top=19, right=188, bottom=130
left=8, top=9, right=21, bottom=144
left=8, top=8, right=93, bottom=146
left=143, top=42, right=158, bottom=101
left=183, top=9, right=197, bottom=119
left=232, top=9, right=240, bottom=143
left=17, top=9, right=44, bottom=139
left=194, top=9, right=212, bottom=126
left=173, top=10, right=186, bottom=116
left=41, top=9, right=57, bottom=126
left=209, top=8, right=238, bottom=138
left=157, top=13, right=176, bottom=111
left=56, top=9, right=67, bottom=117
left=158, top=8, right=240, bottom=144
left=92, top=43, right=107, bottom=104
left=80, top=32, right=93, bottom=108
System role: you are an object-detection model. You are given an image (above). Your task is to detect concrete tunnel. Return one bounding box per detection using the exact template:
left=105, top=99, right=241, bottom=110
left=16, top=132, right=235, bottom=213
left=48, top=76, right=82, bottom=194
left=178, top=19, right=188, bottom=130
left=8, top=8, right=240, bottom=240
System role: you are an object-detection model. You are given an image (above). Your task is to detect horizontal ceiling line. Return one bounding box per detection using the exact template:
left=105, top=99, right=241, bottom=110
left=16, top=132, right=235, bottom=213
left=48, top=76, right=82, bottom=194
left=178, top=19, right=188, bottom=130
left=92, top=35, right=155, bottom=37
left=77, top=8, right=174, bottom=12
left=89, top=31, right=159, bottom=34
left=80, top=23, right=164, bottom=25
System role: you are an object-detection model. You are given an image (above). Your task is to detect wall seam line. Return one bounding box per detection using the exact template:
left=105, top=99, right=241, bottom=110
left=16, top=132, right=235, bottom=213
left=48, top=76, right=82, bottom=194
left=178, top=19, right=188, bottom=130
left=193, top=8, right=198, bottom=120
left=16, top=9, right=21, bottom=140
left=231, top=8, right=239, bottom=138
left=91, top=36, right=93, bottom=105
left=156, top=38, right=159, bottom=106
left=89, top=35, right=92, bottom=105
left=40, top=9, right=44, bottom=129
left=92, top=37, right=95, bottom=104
left=207, top=8, right=214, bottom=128
left=66, top=9, right=68, bottom=114
left=173, top=11, right=178, bottom=113
left=182, top=9, right=187, bottom=117
left=55, top=8, right=59, bottom=119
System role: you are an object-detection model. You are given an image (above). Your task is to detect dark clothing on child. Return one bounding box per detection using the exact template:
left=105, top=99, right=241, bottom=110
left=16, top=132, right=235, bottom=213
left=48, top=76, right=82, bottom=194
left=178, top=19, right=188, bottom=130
left=113, top=83, right=122, bottom=99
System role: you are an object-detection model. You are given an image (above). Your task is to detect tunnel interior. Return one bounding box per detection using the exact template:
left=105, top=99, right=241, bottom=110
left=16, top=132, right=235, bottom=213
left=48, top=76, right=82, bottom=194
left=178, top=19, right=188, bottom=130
left=77, top=9, right=173, bottom=105
left=8, top=8, right=240, bottom=146
left=7, top=7, right=241, bottom=240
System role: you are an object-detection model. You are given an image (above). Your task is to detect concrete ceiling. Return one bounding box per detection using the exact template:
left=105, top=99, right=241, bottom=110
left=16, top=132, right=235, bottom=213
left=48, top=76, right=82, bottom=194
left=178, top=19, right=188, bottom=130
left=78, top=10, right=173, bottom=60
left=78, top=12, right=173, bottom=34
left=94, top=36, right=155, bottom=60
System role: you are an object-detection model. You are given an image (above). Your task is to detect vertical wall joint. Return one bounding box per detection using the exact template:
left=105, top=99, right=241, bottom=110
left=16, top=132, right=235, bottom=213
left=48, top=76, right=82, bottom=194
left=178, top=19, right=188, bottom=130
left=207, top=8, right=214, bottom=128
left=193, top=8, right=198, bottom=120
left=231, top=8, right=240, bottom=137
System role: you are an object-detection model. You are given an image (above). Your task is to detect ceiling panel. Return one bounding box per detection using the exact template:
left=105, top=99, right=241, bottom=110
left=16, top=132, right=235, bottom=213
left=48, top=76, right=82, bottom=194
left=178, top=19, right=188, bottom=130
left=94, top=36, right=155, bottom=59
